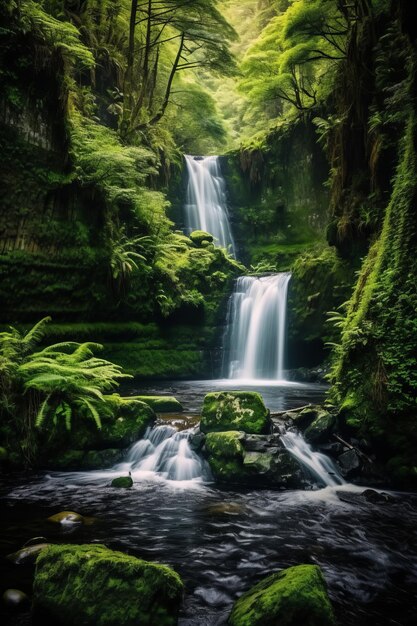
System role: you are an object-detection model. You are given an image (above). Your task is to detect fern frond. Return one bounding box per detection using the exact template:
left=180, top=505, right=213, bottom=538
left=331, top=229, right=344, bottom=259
left=81, top=398, right=102, bottom=430
left=35, top=395, right=51, bottom=428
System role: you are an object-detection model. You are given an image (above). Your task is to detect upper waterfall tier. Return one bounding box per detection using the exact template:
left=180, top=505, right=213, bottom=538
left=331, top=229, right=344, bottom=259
left=184, top=155, right=236, bottom=256
left=222, top=273, right=291, bottom=381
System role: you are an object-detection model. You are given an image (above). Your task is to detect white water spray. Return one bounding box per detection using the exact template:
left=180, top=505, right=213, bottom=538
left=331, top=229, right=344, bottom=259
left=280, top=430, right=345, bottom=487
left=184, top=155, right=236, bottom=255
left=223, top=273, right=291, bottom=381
left=116, top=425, right=208, bottom=483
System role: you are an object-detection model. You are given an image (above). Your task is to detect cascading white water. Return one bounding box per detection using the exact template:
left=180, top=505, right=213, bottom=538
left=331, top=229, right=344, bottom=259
left=222, top=273, right=291, bottom=381
left=115, top=425, right=208, bottom=482
left=280, top=431, right=345, bottom=487
left=184, top=155, right=236, bottom=256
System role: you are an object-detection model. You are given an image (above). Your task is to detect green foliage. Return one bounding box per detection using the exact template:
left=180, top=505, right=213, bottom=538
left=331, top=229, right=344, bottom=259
left=0, top=317, right=130, bottom=465
left=239, top=0, right=348, bottom=132
left=19, top=0, right=94, bottom=68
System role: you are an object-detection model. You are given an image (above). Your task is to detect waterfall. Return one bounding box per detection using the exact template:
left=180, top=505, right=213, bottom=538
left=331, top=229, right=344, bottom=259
left=184, top=155, right=236, bottom=256
left=115, top=425, right=209, bottom=483
left=280, top=431, right=345, bottom=487
left=222, top=273, right=291, bottom=381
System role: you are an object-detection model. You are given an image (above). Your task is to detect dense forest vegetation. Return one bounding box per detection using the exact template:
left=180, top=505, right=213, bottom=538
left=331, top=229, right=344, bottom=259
left=1, top=2, right=417, bottom=624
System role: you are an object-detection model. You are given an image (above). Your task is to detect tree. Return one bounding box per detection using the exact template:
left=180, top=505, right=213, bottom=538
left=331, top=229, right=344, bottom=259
left=121, top=0, right=237, bottom=137
left=240, top=0, right=371, bottom=120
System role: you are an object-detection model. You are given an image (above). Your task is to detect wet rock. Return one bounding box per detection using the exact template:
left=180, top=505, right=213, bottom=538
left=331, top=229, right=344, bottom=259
left=204, top=502, right=246, bottom=516
left=2, top=588, right=30, bottom=609
left=81, top=448, right=124, bottom=470
left=243, top=433, right=282, bottom=452
left=228, top=564, right=335, bottom=626
left=200, top=391, right=271, bottom=434
left=189, top=431, right=205, bottom=451
left=289, top=405, right=319, bottom=431
left=131, top=395, right=183, bottom=413
left=47, top=511, right=85, bottom=525
left=33, top=544, right=183, bottom=626
left=111, top=476, right=133, bottom=488
left=361, top=489, right=396, bottom=504
left=205, top=430, right=303, bottom=488
left=337, top=449, right=361, bottom=477
left=7, top=543, right=49, bottom=565
left=206, top=431, right=245, bottom=458
left=317, top=442, right=344, bottom=456
left=243, top=450, right=304, bottom=488
left=304, top=411, right=335, bottom=444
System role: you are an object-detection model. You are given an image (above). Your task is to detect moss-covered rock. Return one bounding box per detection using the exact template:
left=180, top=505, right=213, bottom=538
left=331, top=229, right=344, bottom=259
left=42, top=395, right=155, bottom=470
left=204, top=431, right=303, bottom=488
left=131, top=396, right=183, bottom=413
left=200, top=392, right=271, bottom=434
left=111, top=476, right=133, bottom=488
left=304, top=411, right=336, bottom=444
left=47, top=511, right=85, bottom=525
left=190, top=230, right=214, bottom=246
left=228, top=564, right=335, bottom=626
left=33, top=544, right=183, bottom=626
left=100, top=395, right=156, bottom=447
left=205, top=431, right=245, bottom=458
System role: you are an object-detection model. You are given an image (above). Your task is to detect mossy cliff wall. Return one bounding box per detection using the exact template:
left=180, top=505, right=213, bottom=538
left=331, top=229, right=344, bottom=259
left=0, top=3, right=241, bottom=379
left=221, top=119, right=329, bottom=269
left=329, top=1, right=417, bottom=482
left=221, top=120, right=355, bottom=369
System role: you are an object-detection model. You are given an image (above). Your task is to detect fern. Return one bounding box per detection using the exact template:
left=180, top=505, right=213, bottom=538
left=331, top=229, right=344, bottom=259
left=35, top=395, right=51, bottom=429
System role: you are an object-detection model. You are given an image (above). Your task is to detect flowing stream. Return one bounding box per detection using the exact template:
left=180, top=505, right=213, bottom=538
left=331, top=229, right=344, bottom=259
left=184, top=155, right=236, bottom=255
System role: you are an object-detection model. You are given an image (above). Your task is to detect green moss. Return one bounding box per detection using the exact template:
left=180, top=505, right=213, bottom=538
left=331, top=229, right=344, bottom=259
left=111, top=476, right=133, bottom=488
left=131, top=396, right=183, bottom=412
left=207, top=457, right=246, bottom=482
left=201, top=392, right=271, bottom=434
left=205, top=431, right=245, bottom=458
left=190, top=231, right=214, bottom=246
left=330, top=104, right=417, bottom=474
left=228, top=564, right=335, bottom=626
left=304, top=412, right=336, bottom=444
left=33, top=544, right=183, bottom=626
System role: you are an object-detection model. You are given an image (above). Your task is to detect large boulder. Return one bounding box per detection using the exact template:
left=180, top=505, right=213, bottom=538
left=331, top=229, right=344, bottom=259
left=203, top=431, right=303, bottom=488
left=33, top=544, right=183, bottom=626
left=304, top=411, right=336, bottom=444
left=201, top=392, right=271, bottom=434
left=228, top=564, right=335, bottom=626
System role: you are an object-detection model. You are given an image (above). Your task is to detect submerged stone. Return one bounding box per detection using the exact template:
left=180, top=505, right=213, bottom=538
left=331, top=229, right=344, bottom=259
left=7, top=543, right=49, bottom=565
left=200, top=392, right=271, bottom=434
left=2, top=588, right=30, bottom=609
left=228, top=564, right=335, bottom=626
left=33, top=544, right=183, bottom=626
left=111, top=475, right=133, bottom=488
left=47, top=511, right=85, bottom=525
